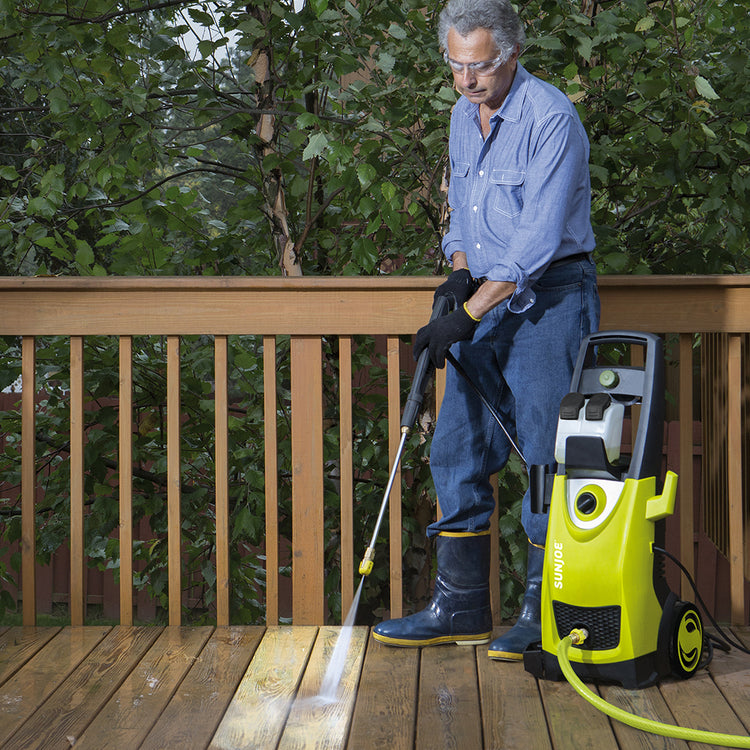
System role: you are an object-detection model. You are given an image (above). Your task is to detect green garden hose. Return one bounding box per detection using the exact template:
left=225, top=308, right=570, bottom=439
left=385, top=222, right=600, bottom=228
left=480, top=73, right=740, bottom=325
left=557, top=630, right=750, bottom=748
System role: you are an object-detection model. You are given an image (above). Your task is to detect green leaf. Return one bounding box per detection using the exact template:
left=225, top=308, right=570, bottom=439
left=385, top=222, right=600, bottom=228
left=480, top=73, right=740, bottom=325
left=356, top=163, right=377, bottom=187
left=75, top=242, right=95, bottom=268
left=694, top=75, right=719, bottom=101
left=302, top=132, right=328, bottom=161
left=309, top=0, right=329, bottom=16
left=635, top=17, right=654, bottom=32
left=0, top=166, right=19, bottom=181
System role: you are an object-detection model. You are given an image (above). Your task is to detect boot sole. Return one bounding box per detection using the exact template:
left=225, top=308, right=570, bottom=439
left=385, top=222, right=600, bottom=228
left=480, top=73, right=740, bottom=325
left=487, top=648, right=524, bottom=661
left=373, top=631, right=492, bottom=647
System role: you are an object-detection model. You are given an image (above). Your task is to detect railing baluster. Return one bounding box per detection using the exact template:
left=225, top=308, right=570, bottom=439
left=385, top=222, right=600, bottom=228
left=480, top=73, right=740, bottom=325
left=290, top=335, right=324, bottom=625
left=21, top=336, right=36, bottom=626
left=263, top=335, right=279, bottom=626
left=119, top=336, right=133, bottom=625
left=339, top=335, right=354, bottom=617
left=70, top=336, right=85, bottom=626
left=678, top=333, right=695, bottom=603
left=167, top=335, right=181, bottom=626
left=727, top=333, right=745, bottom=624
left=215, top=336, right=230, bottom=626
left=387, top=335, right=402, bottom=619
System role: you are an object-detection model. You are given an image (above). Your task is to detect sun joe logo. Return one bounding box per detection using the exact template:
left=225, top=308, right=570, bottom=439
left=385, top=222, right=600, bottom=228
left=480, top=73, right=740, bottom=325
left=553, top=540, right=564, bottom=589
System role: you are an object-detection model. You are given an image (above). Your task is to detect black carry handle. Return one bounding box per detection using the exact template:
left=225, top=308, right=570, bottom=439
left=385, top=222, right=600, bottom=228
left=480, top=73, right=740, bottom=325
left=400, top=294, right=451, bottom=430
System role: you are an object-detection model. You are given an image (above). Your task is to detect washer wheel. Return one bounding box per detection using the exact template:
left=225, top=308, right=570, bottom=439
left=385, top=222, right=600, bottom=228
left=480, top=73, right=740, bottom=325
left=669, top=601, right=703, bottom=679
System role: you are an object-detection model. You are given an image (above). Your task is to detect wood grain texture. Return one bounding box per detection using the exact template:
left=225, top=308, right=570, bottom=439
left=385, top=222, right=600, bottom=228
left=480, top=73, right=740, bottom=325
left=167, top=335, right=182, bottom=626
left=73, top=627, right=214, bottom=749
left=69, top=336, right=85, bottom=626
left=478, top=630, right=552, bottom=749
left=3, top=275, right=750, bottom=335
left=0, top=627, right=109, bottom=745
left=347, top=633, right=418, bottom=750
left=140, top=626, right=264, bottom=750
left=598, top=684, right=688, bottom=749
left=540, top=675, right=619, bottom=750
left=209, top=626, right=318, bottom=750
left=291, top=336, right=324, bottom=624
left=21, top=336, right=36, bottom=625
left=2, top=626, right=161, bottom=750
left=0, top=626, right=61, bottom=687
left=118, top=335, right=134, bottom=625
left=415, top=645, right=482, bottom=750
left=278, top=626, right=368, bottom=750
left=214, top=336, right=230, bottom=626
left=659, top=663, right=750, bottom=748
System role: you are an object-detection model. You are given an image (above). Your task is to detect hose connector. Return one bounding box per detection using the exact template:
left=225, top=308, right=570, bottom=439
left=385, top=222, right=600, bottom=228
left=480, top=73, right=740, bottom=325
left=570, top=628, right=589, bottom=646
left=359, top=547, right=375, bottom=576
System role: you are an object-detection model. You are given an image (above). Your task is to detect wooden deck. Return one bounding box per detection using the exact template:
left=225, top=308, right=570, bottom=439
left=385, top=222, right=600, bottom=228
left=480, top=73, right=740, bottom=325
left=1, top=625, right=749, bottom=749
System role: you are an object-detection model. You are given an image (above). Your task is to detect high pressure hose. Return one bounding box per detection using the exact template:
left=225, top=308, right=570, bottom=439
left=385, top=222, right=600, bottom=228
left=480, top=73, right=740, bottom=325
left=557, top=630, right=750, bottom=748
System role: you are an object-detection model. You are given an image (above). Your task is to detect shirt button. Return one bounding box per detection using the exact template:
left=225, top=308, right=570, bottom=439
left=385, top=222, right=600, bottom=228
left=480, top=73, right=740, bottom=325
left=479, top=170, right=484, bottom=177
left=476, top=243, right=481, bottom=249
left=472, top=205, right=478, bottom=212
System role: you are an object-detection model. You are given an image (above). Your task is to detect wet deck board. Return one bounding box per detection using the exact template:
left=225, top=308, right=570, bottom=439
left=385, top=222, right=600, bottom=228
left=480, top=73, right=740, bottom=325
left=0, top=625, right=748, bottom=749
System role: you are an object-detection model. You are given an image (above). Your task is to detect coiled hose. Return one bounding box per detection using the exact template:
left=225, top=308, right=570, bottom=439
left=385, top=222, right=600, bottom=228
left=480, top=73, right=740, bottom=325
left=557, top=630, right=750, bottom=748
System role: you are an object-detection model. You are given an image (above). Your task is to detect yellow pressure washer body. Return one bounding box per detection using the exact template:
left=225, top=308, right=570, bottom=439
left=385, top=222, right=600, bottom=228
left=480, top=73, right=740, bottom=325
left=524, top=331, right=703, bottom=689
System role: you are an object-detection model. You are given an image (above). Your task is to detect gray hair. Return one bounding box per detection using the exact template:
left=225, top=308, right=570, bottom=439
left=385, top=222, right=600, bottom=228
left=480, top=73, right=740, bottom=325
left=438, top=0, right=526, bottom=62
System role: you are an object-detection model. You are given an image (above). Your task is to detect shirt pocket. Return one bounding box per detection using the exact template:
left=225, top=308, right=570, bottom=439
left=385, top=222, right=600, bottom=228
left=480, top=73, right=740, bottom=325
left=448, top=161, right=471, bottom=209
left=490, top=169, right=525, bottom=218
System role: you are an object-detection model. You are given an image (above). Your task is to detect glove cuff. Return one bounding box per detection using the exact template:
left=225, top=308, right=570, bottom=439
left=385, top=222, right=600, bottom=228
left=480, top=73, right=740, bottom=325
left=462, top=301, right=482, bottom=323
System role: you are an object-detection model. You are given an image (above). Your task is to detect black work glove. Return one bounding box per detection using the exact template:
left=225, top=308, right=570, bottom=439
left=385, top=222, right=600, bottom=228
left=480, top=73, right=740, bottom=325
left=414, top=305, right=479, bottom=369
left=434, top=268, right=479, bottom=309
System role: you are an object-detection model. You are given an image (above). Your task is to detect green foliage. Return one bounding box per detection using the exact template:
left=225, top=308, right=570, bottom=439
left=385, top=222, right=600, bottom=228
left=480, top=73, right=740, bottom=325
left=521, top=0, right=750, bottom=274
left=1, top=0, right=748, bottom=624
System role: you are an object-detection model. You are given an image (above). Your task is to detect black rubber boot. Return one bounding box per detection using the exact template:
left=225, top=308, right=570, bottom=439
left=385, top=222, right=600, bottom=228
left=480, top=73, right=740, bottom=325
left=372, top=531, right=493, bottom=647
left=488, top=542, right=544, bottom=660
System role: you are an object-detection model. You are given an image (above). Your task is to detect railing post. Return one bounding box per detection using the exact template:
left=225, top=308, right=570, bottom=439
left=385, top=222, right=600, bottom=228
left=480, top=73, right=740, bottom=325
left=21, top=336, right=36, bottom=626
left=387, top=336, right=402, bottom=619
left=167, top=335, right=182, bottom=626
left=264, top=335, right=279, bottom=626
left=678, top=333, right=695, bottom=602
left=119, top=336, right=133, bottom=626
left=215, top=335, right=230, bottom=627
left=338, top=336, right=354, bottom=617
left=70, top=336, right=85, bottom=626
left=727, top=333, right=745, bottom=624
left=290, top=335, right=324, bottom=624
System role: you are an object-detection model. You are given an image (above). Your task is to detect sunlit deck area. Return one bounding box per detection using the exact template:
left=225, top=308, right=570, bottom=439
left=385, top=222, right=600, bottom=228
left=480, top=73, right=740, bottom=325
left=2, top=624, right=750, bottom=749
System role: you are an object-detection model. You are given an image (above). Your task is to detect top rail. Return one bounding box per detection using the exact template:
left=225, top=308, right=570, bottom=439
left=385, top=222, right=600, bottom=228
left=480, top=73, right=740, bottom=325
left=1, top=275, right=750, bottom=335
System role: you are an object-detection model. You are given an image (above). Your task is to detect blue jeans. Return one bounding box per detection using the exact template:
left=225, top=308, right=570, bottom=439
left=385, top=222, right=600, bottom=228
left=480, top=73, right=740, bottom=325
left=428, top=258, right=600, bottom=547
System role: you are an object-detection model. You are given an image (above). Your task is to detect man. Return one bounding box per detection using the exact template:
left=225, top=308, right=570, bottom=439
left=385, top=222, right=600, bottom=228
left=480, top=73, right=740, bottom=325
left=373, top=0, right=600, bottom=660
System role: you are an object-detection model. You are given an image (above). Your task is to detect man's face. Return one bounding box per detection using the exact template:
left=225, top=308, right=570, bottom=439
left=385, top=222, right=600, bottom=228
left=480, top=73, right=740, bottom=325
left=446, top=27, right=518, bottom=112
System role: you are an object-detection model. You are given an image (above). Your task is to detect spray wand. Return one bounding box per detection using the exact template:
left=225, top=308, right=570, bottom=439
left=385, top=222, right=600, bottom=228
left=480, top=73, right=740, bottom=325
left=358, top=295, right=450, bottom=577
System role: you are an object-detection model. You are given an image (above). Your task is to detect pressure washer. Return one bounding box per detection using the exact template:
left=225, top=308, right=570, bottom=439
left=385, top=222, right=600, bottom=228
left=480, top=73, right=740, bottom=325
left=357, top=292, right=750, bottom=744
left=523, top=330, right=750, bottom=747
left=523, top=330, right=692, bottom=688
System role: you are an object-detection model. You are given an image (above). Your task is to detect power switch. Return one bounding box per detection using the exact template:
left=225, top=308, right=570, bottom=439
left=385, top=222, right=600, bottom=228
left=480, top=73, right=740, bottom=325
left=576, top=492, right=598, bottom=515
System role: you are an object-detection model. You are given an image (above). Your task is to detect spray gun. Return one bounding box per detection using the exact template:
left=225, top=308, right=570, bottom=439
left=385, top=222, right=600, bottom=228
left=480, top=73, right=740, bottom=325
left=358, top=295, right=450, bottom=577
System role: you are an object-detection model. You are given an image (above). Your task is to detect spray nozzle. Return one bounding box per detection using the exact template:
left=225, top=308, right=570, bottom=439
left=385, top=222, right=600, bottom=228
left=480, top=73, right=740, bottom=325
left=359, top=547, right=375, bottom=576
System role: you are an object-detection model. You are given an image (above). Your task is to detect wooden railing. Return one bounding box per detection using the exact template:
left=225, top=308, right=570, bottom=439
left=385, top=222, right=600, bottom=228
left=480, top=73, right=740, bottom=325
left=0, top=276, right=748, bottom=626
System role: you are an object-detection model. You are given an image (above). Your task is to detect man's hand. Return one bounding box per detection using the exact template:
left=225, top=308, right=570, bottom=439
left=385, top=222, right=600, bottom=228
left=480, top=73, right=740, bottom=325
left=434, top=268, right=478, bottom=309
left=414, top=305, right=478, bottom=368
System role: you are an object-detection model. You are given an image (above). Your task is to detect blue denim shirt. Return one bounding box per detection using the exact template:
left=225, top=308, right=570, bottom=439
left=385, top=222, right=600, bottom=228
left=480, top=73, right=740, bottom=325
left=442, top=63, right=596, bottom=313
